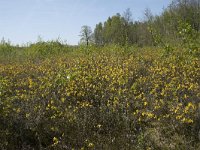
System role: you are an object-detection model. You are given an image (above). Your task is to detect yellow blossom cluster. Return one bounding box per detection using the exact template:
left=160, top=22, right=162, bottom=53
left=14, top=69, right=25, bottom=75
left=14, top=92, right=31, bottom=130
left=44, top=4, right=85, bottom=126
left=0, top=47, right=199, bottom=149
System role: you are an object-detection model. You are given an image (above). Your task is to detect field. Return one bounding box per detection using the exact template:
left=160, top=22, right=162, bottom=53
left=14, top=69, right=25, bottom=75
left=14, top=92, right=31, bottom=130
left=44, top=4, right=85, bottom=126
left=0, top=43, right=200, bottom=149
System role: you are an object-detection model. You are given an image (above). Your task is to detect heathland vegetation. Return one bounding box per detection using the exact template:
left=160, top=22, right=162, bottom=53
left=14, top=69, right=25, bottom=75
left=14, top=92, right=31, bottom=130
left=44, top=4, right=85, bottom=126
left=0, top=0, right=200, bottom=149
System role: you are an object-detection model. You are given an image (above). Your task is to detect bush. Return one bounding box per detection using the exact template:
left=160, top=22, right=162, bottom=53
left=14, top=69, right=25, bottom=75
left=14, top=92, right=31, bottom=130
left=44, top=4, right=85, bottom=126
left=0, top=46, right=199, bottom=149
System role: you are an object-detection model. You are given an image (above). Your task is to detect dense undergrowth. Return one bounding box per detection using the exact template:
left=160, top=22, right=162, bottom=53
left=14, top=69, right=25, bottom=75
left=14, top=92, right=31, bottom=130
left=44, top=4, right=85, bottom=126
left=0, top=42, right=200, bottom=149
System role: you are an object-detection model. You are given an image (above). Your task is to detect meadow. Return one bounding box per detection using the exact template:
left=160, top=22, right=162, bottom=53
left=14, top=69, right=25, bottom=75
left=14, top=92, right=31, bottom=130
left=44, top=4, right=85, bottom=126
left=0, top=41, right=199, bottom=149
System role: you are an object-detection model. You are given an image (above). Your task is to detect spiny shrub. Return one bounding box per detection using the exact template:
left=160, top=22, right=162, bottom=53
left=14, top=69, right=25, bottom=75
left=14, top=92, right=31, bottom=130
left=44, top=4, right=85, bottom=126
left=0, top=46, right=199, bottom=149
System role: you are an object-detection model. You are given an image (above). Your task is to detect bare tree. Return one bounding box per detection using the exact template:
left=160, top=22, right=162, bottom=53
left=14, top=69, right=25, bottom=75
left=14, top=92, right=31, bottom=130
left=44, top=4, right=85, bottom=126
left=79, top=25, right=93, bottom=46
left=123, top=8, right=132, bottom=23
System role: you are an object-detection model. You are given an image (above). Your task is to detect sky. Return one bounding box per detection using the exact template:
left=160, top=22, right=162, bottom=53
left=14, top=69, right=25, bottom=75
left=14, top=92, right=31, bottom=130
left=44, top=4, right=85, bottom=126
left=0, top=0, right=172, bottom=45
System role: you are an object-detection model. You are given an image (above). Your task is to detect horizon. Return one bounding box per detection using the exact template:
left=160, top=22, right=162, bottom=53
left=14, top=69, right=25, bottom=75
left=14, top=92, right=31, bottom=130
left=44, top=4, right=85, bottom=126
left=0, top=0, right=171, bottom=46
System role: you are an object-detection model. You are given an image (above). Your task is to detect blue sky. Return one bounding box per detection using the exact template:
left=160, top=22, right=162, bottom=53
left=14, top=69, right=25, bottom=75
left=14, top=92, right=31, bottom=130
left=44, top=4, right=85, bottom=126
left=0, top=0, right=171, bottom=45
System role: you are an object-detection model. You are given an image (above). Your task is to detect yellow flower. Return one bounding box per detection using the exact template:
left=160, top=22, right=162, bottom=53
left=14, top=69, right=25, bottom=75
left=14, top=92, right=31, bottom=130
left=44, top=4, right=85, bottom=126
left=53, top=137, right=59, bottom=145
left=26, top=113, right=30, bottom=118
left=28, top=78, right=33, bottom=88
left=61, top=98, right=65, bottom=103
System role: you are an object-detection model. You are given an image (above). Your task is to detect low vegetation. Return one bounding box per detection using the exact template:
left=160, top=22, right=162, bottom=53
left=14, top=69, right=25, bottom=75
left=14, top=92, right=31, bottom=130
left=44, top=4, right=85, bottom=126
left=0, top=0, right=200, bottom=149
left=0, top=43, right=199, bottom=149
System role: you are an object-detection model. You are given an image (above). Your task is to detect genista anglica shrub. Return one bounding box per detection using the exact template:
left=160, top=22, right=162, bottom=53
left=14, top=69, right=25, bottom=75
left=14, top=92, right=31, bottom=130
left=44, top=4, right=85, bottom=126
left=0, top=46, right=199, bottom=149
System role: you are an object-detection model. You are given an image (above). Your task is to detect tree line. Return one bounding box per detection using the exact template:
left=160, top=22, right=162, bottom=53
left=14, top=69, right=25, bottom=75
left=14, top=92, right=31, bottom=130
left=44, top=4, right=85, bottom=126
left=80, top=0, right=200, bottom=47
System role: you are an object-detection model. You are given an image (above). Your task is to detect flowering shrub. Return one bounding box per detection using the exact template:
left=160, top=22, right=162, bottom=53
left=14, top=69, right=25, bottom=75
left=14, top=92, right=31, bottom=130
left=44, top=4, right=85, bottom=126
left=0, top=46, right=199, bottom=149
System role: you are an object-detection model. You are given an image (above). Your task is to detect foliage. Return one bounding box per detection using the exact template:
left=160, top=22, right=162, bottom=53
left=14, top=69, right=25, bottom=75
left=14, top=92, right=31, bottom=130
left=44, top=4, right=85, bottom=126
left=0, top=0, right=200, bottom=149
left=79, top=25, right=93, bottom=46
left=93, top=0, right=200, bottom=47
left=177, top=20, right=200, bottom=56
left=0, top=45, right=199, bottom=149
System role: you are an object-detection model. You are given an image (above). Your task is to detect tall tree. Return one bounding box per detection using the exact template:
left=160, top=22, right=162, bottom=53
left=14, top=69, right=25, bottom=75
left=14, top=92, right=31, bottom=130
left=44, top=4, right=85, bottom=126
left=123, top=8, right=132, bottom=23
left=123, top=8, right=133, bottom=45
left=109, top=13, right=125, bottom=45
left=102, top=17, right=112, bottom=44
left=94, top=23, right=103, bottom=45
left=80, top=25, right=93, bottom=46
